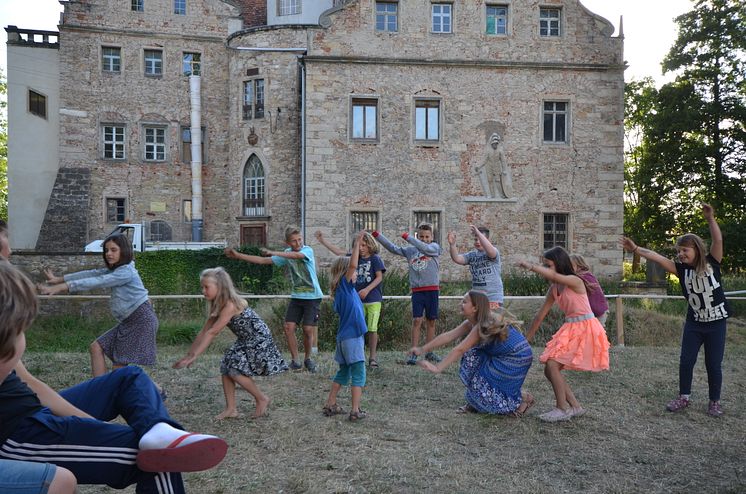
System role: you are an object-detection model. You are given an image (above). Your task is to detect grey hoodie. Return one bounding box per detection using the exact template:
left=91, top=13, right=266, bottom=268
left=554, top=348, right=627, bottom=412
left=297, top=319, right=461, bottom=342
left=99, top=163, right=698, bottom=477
left=373, top=231, right=441, bottom=291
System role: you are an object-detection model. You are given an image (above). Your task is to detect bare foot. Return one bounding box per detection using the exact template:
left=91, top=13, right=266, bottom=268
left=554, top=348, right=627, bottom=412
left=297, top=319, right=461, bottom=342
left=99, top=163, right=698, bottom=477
left=215, top=409, right=240, bottom=420
left=251, top=397, right=271, bottom=419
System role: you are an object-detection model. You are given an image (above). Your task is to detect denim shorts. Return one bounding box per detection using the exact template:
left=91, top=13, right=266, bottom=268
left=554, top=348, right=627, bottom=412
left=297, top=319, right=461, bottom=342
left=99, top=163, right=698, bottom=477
left=0, top=459, right=56, bottom=494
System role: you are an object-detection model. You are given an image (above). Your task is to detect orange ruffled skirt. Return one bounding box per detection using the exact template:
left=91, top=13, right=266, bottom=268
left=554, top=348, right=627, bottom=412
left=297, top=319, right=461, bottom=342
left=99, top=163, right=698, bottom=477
left=539, top=319, right=610, bottom=371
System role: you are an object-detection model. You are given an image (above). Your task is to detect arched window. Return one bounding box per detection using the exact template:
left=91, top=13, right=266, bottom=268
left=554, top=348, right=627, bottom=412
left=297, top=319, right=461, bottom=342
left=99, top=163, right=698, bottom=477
left=149, top=220, right=172, bottom=242
left=243, top=155, right=265, bottom=217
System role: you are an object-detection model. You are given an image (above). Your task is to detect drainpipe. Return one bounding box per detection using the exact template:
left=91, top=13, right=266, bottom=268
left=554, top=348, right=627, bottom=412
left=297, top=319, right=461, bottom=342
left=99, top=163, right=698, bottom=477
left=189, top=75, right=203, bottom=241
left=300, top=58, right=307, bottom=238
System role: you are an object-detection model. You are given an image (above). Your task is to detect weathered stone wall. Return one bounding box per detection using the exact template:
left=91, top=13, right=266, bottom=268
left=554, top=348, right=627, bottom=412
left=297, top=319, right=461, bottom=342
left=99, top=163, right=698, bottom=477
left=36, top=168, right=91, bottom=252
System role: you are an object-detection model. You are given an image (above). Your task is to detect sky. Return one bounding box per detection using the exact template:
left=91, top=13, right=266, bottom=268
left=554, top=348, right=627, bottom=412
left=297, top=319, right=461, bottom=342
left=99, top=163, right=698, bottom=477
left=0, top=0, right=694, bottom=84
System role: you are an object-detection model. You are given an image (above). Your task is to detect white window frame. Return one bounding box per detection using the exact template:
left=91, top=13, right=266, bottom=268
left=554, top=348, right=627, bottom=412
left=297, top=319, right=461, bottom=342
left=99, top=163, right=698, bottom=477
left=181, top=126, right=206, bottom=163
left=243, top=155, right=266, bottom=217
left=543, top=101, right=569, bottom=144
left=375, top=2, right=398, bottom=32
left=182, top=52, right=200, bottom=76
left=174, top=0, right=186, bottom=15
left=486, top=5, right=508, bottom=35
left=278, top=0, right=300, bottom=16
left=431, top=3, right=452, bottom=34
left=102, top=124, right=126, bottom=160
left=102, top=46, right=121, bottom=73
left=243, top=79, right=265, bottom=120
left=144, top=49, right=162, bottom=77
left=414, top=98, right=441, bottom=144
left=539, top=7, right=561, bottom=37
left=106, top=197, right=127, bottom=223
left=543, top=212, right=569, bottom=249
left=143, top=126, right=167, bottom=162
left=131, top=0, right=144, bottom=12
left=350, top=97, right=379, bottom=142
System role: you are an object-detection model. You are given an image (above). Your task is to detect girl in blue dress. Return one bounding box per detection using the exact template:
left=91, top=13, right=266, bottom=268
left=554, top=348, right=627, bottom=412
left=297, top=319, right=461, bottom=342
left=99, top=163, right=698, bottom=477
left=415, top=290, right=534, bottom=416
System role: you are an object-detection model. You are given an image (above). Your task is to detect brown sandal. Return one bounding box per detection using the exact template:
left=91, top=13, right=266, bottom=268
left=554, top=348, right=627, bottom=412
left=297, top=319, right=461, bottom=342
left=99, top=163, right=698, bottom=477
left=322, top=403, right=345, bottom=417
left=513, top=392, right=535, bottom=418
left=457, top=404, right=477, bottom=414
left=348, top=410, right=367, bottom=421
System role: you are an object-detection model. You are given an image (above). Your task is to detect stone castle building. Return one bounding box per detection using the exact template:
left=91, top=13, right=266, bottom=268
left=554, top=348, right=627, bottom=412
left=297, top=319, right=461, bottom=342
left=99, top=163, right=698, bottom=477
left=6, top=0, right=624, bottom=278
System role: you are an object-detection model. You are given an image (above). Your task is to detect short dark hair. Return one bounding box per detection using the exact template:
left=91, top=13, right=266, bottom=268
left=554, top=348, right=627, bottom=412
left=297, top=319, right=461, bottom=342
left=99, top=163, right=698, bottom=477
left=102, top=233, right=133, bottom=269
left=477, top=226, right=490, bottom=238
left=417, top=223, right=433, bottom=232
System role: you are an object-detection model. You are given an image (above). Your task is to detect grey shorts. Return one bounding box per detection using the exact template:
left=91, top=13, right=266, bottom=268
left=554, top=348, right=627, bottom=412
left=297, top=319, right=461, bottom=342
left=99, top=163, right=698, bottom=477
left=284, top=298, right=321, bottom=327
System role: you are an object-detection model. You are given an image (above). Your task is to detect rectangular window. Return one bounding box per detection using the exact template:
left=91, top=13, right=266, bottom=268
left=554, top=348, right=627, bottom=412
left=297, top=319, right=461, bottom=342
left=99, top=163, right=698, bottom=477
left=543, top=213, right=568, bottom=249
left=174, top=0, right=186, bottom=15
left=278, top=0, right=300, bottom=16
left=375, top=2, right=398, bottom=32
left=350, top=211, right=379, bottom=245
left=182, top=199, right=192, bottom=223
left=106, top=198, right=127, bottom=223
left=244, top=175, right=265, bottom=216
left=351, top=98, right=378, bottom=141
left=144, top=49, right=162, bottom=76
left=243, top=79, right=265, bottom=120
left=181, top=126, right=206, bottom=163
left=543, top=101, right=568, bottom=143
left=432, top=3, right=452, bottom=33
left=131, top=0, right=144, bottom=12
left=103, top=125, right=126, bottom=159
left=415, top=99, right=440, bottom=142
left=413, top=211, right=441, bottom=245
left=182, top=52, right=200, bottom=76
left=102, top=47, right=121, bottom=73
left=486, top=5, right=508, bottom=35
left=540, top=8, right=561, bottom=37
left=28, top=90, right=47, bottom=119
left=144, top=126, right=166, bottom=161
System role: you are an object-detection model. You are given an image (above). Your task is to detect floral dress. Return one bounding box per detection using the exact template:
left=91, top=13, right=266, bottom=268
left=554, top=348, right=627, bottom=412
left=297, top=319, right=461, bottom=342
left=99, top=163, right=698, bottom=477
left=220, top=308, right=288, bottom=377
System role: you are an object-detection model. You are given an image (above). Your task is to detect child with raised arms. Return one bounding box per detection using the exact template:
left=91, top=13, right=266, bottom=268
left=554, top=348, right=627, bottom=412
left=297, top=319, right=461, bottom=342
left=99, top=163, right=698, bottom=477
left=174, top=267, right=287, bottom=419
left=621, top=203, right=728, bottom=417
left=519, top=246, right=610, bottom=422
left=38, top=233, right=159, bottom=379
left=322, top=232, right=368, bottom=421
left=315, top=230, right=386, bottom=368
left=448, top=225, right=504, bottom=309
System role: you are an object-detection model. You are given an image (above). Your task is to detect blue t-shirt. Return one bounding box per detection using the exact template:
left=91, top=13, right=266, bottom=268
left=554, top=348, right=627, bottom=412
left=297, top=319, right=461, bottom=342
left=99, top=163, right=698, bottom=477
left=463, top=249, right=504, bottom=304
left=356, top=254, right=386, bottom=303
left=272, top=245, right=323, bottom=299
left=334, top=277, right=368, bottom=342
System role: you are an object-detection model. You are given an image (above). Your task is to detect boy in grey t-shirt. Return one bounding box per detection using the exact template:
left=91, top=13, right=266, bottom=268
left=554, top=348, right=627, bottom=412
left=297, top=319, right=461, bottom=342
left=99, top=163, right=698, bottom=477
left=448, top=225, right=504, bottom=308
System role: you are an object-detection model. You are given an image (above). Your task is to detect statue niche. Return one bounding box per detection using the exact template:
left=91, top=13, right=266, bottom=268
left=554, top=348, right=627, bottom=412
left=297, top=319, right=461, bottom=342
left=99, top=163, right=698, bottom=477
left=474, top=132, right=513, bottom=200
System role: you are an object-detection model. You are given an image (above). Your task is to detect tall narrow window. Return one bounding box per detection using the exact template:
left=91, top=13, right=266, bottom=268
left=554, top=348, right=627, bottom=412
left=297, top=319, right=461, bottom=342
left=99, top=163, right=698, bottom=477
left=102, top=47, right=121, bottom=73
left=28, top=90, right=47, bottom=119
left=486, top=5, right=508, bottom=35
left=174, top=0, right=186, bottom=15
left=106, top=198, right=127, bottom=223
left=144, top=126, right=166, bottom=161
left=543, top=213, right=568, bottom=249
left=243, top=155, right=266, bottom=217
left=182, top=52, right=200, bottom=76
left=413, top=211, right=441, bottom=244
left=243, top=79, right=265, bottom=120
left=131, top=0, right=144, bottom=12
left=351, top=98, right=378, bottom=141
left=103, top=125, right=126, bottom=159
left=375, top=2, right=398, bottom=32
left=181, top=126, right=206, bottom=163
left=144, top=50, right=162, bottom=76
left=182, top=199, right=192, bottom=223
left=278, top=0, right=300, bottom=16
left=415, top=99, right=440, bottom=142
left=432, top=3, right=452, bottom=33
left=539, top=8, right=561, bottom=37
left=543, top=101, right=568, bottom=143
left=350, top=211, right=379, bottom=245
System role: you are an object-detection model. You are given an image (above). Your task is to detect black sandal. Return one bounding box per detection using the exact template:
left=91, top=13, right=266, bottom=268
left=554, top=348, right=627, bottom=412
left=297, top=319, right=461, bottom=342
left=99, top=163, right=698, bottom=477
left=348, top=410, right=367, bottom=421
left=369, top=359, right=379, bottom=369
left=322, top=403, right=345, bottom=417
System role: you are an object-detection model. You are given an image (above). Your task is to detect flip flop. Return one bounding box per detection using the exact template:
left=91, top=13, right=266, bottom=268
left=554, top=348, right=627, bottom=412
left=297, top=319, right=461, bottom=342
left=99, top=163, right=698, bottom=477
left=513, top=393, right=536, bottom=418
left=136, top=433, right=228, bottom=473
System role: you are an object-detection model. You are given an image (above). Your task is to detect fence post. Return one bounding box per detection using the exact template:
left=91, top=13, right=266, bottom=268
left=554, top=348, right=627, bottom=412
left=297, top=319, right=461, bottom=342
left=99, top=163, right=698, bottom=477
left=615, top=297, right=624, bottom=347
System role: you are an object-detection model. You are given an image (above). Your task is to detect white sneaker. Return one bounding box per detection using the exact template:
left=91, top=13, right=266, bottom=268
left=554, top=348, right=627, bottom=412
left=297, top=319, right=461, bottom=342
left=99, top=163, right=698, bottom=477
left=569, top=407, right=586, bottom=418
left=539, top=408, right=572, bottom=422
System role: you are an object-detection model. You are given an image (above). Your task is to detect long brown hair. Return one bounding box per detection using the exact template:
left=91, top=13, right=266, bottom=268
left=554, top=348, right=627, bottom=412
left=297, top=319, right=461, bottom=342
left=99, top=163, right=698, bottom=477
left=200, top=267, right=248, bottom=317
left=466, top=290, right=518, bottom=344
left=676, top=233, right=709, bottom=275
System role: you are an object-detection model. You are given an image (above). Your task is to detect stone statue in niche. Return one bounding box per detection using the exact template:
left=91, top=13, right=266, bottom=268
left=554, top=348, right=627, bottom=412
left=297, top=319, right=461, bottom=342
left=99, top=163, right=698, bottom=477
left=475, top=131, right=513, bottom=199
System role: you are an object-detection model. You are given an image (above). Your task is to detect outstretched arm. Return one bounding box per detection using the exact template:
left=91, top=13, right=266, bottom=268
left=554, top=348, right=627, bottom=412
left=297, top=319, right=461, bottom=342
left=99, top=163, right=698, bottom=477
left=173, top=303, right=237, bottom=368
left=447, top=231, right=468, bottom=265
left=471, top=225, right=498, bottom=260
left=404, top=234, right=441, bottom=257
left=372, top=231, right=407, bottom=257
left=224, top=248, right=274, bottom=265
left=619, top=237, right=676, bottom=274
left=315, top=231, right=346, bottom=256
left=418, top=326, right=480, bottom=373
left=412, top=320, right=472, bottom=357
left=14, top=361, right=92, bottom=419
left=518, top=261, right=585, bottom=293
left=703, top=203, right=723, bottom=262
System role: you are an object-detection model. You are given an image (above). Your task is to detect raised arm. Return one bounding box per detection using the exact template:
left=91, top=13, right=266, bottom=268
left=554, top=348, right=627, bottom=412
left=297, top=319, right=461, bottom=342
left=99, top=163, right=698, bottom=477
left=173, top=303, right=237, bottom=369
left=14, top=361, right=93, bottom=419
left=224, top=247, right=274, bottom=265
left=703, top=203, right=723, bottom=262
left=372, top=231, right=407, bottom=257
left=619, top=237, right=676, bottom=274
left=314, top=231, right=346, bottom=256
left=418, top=325, right=481, bottom=373
left=448, top=231, right=468, bottom=265
left=404, top=234, right=441, bottom=257
left=346, top=232, right=363, bottom=282
left=472, top=225, right=497, bottom=260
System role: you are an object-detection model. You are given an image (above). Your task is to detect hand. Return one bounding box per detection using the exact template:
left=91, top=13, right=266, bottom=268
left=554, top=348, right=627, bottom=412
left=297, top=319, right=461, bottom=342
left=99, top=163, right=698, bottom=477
left=38, top=282, right=66, bottom=295
left=173, top=356, right=195, bottom=369
left=314, top=230, right=323, bottom=241
left=447, top=231, right=456, bottom=245
left=702, top=203, right=715, bottom=220
left=224, top=247, right=237, bottom=259
left=357, top=289, right=369, bottom=301
left=260, top=248, right=272, bottom=257
left=619, top=236, right=638, bottom=253
left=517, top=260, right=533, bottom=270
left=469, top=225, right=480, bottom=236
left=418, top=360, right=440, bottom=373
left=43, top=268, right=62, bottom=284
left=410, top=346, right=423, bottom=356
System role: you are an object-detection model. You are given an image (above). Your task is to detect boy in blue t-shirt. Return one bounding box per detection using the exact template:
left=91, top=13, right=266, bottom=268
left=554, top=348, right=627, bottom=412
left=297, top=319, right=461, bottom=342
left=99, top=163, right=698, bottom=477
left=448, top=225, right=504, bottom=309
left=226, top=226, right=323, bottom=372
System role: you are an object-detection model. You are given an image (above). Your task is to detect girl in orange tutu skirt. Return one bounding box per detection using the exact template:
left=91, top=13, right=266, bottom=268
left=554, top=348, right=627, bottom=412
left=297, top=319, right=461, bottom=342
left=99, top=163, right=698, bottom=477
left=519, top=246, right=610, bottom=422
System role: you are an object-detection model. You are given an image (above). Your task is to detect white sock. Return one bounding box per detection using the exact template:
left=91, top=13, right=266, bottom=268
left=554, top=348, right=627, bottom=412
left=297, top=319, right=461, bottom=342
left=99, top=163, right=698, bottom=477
left=139, top=422, right=217, bottom=450
left=311, top=347, right=318, bottom=355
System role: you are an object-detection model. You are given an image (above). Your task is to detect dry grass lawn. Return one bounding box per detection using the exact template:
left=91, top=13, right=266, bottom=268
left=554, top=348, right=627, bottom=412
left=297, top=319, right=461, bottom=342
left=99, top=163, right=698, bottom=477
left=21, top=338, right=746, bottom=494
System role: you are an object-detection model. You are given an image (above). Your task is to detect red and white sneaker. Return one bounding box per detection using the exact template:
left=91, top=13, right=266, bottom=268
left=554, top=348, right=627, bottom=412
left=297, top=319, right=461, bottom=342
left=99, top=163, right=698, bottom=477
left=665, top=395, right=690, bottom=412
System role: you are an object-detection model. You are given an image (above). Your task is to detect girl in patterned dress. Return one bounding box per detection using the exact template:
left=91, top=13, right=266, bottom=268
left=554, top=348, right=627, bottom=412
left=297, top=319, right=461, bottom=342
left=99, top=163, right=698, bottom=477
left=415, top=290, right=535, bottom=416
left=519, top=246, right=610, bottom=422
left=38, top=233, right=159, bottom=378
left=174, top=267, right=287, bottom=419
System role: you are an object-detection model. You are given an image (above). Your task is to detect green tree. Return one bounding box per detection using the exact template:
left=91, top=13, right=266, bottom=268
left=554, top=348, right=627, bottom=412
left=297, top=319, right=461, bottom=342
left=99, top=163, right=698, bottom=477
left=0, top=69, right=7, bottom=222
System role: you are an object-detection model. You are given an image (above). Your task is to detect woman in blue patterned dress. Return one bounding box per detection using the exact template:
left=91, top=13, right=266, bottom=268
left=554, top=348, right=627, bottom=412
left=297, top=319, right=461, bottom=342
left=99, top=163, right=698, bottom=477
left=414, top=290, right=534, bottom=416
left=174, top=268, right=287, bottom=419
